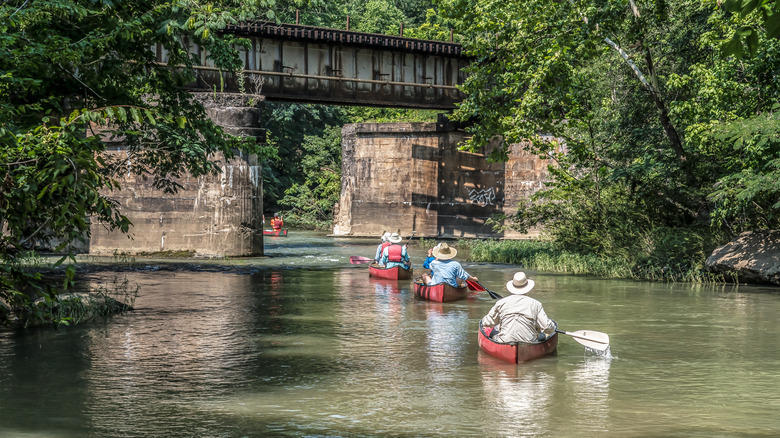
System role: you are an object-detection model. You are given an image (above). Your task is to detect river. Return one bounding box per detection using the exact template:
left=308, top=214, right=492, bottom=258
left=1, top=230, right=779, bottom=437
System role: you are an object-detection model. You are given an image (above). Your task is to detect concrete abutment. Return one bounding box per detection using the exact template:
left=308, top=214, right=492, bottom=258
left=89, top=106, right=264, bottom=257
left=333, top=122, right=554, bottom=239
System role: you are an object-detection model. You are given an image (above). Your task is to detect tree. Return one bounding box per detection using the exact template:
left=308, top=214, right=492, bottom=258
left=440, top=0, right=780, bottom=260
left=720, top=0, right=780, bottom=57
left=259, top=102, right=348, bottom=213
left=279, top=125, right=343, bottom=228
left=0, top=0, right=273, bottom=325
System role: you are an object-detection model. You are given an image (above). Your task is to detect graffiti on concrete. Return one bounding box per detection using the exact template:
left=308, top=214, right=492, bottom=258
left=468, top=187, right=497, bottom=206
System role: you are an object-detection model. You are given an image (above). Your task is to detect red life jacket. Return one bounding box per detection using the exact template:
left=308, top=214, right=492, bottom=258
left=271, top=218, right=283, bottom=230
left=380, top=241, right=392, bottom=253
left=387, top=244, right=404, bottom=262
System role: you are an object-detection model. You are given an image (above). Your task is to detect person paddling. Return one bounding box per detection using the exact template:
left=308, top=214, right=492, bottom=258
left=480, top=272, right=555, bottom=344
left=381, top=233, right=410, bottom=270
left=422, top=243, right=477, bottom=287
left=271, top=213, right=284, bottom=231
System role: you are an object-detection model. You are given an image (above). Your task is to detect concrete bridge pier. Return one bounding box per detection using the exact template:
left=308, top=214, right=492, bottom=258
left=89, top=105, right=264, bottom=257
left=333, top=121, right=553, bottom=239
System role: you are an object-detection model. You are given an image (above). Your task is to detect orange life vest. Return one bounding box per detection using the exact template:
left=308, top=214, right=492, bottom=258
left=271, top=218, right=283, bottom=230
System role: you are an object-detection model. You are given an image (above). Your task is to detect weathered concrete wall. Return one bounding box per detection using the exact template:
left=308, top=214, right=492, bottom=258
left=333, top=122, right=553, bottom=239
left=89, top=106, right=264, bottom=257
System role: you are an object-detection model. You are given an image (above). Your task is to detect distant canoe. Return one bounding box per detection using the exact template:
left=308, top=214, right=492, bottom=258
left=477, top=321, right=558, bottom=364
left=369, top=264, right=413, bottom=280
left=412, top=279, right=469, bottom=303
left=263, top=229, right=288, bottom=237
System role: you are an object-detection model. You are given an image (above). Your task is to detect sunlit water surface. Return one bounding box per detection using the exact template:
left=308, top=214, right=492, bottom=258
left=1, top=231, right=779, bottom=437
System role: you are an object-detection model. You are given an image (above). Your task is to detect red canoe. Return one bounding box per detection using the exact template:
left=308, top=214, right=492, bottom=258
left=369, top=264, right=413, bottom=280
left=412, top=279, right=469, bottom=302
left=477, top=321, right=558, bottom=364
left=263, top=229, right=288, bottom=237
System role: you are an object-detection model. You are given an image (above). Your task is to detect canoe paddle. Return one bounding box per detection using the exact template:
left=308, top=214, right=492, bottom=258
left=349, top=256, right=374, bottom=265
left=556, top=329, right=610, bottom=351
left=404, top=231, right=416, bottom=246
left=465, top=280, right=503, bottom=300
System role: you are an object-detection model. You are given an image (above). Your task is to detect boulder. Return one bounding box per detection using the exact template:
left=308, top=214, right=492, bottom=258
left=706, top=230, right=780, bottom=285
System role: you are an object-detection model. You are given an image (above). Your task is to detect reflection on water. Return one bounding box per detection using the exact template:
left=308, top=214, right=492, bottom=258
left=479, top=365, right=554, bottom=436
left=2, top=232, right=780, bottom=436
left=565, top=357, right=611, bottom=435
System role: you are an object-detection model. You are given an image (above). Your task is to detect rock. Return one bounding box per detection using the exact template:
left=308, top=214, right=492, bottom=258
left=706, top=230, right=780, bottom=285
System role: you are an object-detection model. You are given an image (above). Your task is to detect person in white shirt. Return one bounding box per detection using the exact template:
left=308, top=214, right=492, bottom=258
left=480, top=272, right=555, bottom=344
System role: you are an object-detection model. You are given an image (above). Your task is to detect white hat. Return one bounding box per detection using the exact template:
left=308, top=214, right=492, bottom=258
left=432, top=242, right=457, bottom=260
left=381, top=232, right=391, bottom=242
left=388, top=232, right=402, bottom=243
left=506, top=272, right=535, bottom=294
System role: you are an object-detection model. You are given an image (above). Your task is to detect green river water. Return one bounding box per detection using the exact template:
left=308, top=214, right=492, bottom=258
left=1, top=231, right=779, bottom=437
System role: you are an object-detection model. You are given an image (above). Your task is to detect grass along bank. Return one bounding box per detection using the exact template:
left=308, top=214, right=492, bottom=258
left=462, top=239, right=731, bottom=283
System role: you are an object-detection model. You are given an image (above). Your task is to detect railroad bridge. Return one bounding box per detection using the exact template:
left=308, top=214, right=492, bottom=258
left=91, top=22, right=552, bottom=257
left=158, top=20, right=468, bottom=109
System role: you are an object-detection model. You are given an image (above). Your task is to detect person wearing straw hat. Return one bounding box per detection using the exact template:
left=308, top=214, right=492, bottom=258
left=480, top=272, right=555, bottom=344
left=422, top=243, right=478, bottom=287
left=380, top=232, right=410, bottom=269
left=374, top=232, right=392, bottom=263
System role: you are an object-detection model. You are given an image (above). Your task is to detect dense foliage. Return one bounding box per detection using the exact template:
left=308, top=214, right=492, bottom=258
left=440, top=0, right=780, bottom=272
left=0, top=0, right=273, bottom=324
left=278, top=125, right=343, bottom=229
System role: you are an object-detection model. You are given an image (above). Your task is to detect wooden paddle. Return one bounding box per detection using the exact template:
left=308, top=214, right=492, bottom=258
left=556, top=329, right=610, bottom=351
left=465, top=280, right=503, bottom=300
left=349, top=256, right=374, bottom=265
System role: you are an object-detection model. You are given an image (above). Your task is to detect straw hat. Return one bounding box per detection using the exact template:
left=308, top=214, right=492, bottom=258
left=432, top=243, right=457, bottom=260
left=388, top=232, right=402, bottom=243
left=381, top=232, right=391, bottom=242
left=506, top=272, right=535, bottom=295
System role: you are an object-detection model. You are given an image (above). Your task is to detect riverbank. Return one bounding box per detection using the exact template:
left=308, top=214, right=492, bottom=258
left=462, top=239, right=731, bottom=283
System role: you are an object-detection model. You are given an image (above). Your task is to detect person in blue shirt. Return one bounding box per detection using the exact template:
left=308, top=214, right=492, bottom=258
left=423, top=244, right=438, bottom=271
left=381, top=233, right=410, bottom=269
left=422, top=243, right=478, bottom=287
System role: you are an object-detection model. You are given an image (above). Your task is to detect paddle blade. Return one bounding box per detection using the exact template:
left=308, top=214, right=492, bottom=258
left=558, top=330, right=610, bottom=351
left=466, top=280, right=484, bottom=291
left=349, top=256, right=374, bottom=265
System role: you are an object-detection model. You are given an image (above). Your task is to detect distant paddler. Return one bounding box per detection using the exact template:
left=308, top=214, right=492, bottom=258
left=270, top=213, right=284, bottom=231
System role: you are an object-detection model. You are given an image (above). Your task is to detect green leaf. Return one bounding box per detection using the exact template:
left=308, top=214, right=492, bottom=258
left=723, top=0, right=743, bottom=13
left=130, top=107, right=142, bottom=124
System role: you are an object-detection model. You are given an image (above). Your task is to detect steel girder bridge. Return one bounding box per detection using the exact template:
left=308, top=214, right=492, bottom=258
left=155, top=21, right=469, bottom=109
